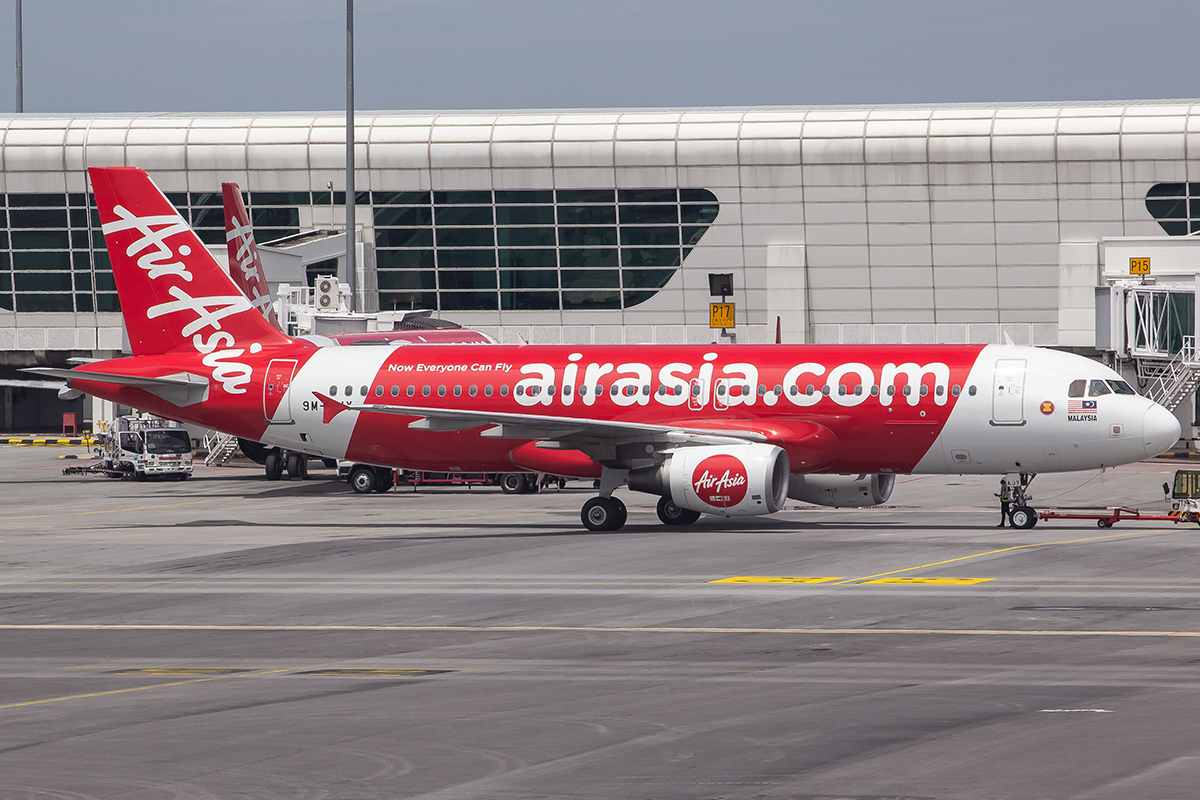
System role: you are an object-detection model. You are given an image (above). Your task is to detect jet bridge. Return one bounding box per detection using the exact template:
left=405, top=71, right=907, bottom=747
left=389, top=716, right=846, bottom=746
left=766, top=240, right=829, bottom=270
left=1092, top=237, right=1200, bottom=412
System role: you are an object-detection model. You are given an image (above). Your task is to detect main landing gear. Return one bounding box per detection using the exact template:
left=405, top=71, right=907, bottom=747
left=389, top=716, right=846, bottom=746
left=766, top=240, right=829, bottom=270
left=580, top=467, right=629, bottom=532
left=579, top=467, right=706, bottom=531
left=656, top=496, right=700, bottom=526
left=1005, top=472, right=1039, bottom=530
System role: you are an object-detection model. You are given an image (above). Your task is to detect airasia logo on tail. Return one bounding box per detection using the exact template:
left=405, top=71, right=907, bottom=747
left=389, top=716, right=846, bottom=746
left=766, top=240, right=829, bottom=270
left=692, top=454, right=748, bottom=508
left=101, top=202, right=256, bottom=395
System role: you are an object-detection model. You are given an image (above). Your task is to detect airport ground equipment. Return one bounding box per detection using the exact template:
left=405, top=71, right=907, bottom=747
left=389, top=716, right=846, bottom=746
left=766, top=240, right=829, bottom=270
left=499, top=472, right=568, bottom=494
left=202, top=431, right=239, bottom=466
left=68, top=414, right=193, bottom=480
left=1038, top=507, right=1197, bottom=528
left=336, top=462, right=569, bottom=494
left=1035, top=469, right=1200, bottom=528
left=1165, top=469, right=1200, bottom=515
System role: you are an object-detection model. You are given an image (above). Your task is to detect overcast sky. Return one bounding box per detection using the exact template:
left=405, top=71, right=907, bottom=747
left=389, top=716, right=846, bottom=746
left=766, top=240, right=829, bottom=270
left=0, top=0, right=1197, bottom=115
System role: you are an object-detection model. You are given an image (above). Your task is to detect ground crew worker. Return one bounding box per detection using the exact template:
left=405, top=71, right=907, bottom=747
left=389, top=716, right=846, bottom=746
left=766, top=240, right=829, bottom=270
left=995, top=477, right=1011, bottom=527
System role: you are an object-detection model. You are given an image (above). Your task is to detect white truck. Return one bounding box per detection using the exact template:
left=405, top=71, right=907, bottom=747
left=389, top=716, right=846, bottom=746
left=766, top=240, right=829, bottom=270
left=96, top=415, right=194, bottom=480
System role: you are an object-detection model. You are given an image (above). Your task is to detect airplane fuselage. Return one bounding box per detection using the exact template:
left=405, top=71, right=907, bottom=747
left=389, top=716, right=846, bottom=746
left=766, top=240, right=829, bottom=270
left=75, top=342, right=1177, bottom=477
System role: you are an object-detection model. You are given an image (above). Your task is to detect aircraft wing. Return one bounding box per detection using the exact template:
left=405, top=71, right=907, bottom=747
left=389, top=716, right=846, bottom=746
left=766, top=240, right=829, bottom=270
left=316, top=393, right=842, bottom=471
left=313, top=392, right=766, bottom=447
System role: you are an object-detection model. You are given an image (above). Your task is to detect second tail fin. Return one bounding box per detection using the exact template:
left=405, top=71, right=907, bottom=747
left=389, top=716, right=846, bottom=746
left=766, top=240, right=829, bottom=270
left=223, top=182, right=283, bottom=332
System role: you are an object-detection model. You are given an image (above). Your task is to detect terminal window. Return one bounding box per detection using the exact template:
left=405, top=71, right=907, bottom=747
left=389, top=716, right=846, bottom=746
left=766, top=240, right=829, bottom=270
left=373, top=188, right=719, bottom=312
left=0, top=187, right=716, bottom=317
left=1147, top=183, right=1200, bottom=236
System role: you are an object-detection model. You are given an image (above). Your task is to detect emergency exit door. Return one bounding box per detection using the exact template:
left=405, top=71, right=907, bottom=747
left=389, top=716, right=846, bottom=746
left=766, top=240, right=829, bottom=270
left=264, top=359, right=297, bottom=424
left=992, top=358, right=1026, bottom=425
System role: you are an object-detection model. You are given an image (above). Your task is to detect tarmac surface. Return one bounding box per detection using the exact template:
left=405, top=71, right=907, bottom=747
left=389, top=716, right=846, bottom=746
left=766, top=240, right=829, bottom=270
left=2, top=444, right=1200, bottom=799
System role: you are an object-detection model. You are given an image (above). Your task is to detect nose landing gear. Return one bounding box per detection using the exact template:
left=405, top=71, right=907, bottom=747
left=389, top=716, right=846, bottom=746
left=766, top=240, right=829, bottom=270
left=1006, top=472, right=1038, bottom=529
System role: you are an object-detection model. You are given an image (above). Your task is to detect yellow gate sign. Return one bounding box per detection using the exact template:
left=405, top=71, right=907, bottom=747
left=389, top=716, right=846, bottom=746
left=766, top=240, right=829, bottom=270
left=709, top=302, right=735, bottom=329
left=1129, top=257, right=1151, bottom=275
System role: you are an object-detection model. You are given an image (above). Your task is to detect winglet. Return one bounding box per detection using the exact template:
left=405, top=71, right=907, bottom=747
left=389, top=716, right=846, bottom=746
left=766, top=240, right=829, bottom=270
left=314, top=391, right=350, bottom=424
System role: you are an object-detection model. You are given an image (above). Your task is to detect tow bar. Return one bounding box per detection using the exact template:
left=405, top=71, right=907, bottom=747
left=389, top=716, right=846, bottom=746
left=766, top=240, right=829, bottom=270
left=1038, top=507, right=1199, bottom=529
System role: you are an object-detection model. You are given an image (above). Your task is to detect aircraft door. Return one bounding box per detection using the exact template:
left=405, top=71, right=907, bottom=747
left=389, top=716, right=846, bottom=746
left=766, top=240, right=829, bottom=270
left=991, top=358, right=1026, bottom=426
left=264, top=358, right=298, bottom=424
left=687, top=377, right=709, bottom=411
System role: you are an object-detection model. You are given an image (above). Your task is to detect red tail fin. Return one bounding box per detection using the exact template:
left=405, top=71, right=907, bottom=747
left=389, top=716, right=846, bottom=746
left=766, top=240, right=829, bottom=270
left=88, top=167, right=291, bottom=356
left=223, top=182, right=283, bottom=332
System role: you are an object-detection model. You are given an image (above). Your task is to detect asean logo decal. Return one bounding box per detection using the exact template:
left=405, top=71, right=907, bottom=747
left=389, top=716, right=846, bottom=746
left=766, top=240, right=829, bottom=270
left=1040, top=400, right=1055, bottom=415
left=692, top=454, right=749, bottom=508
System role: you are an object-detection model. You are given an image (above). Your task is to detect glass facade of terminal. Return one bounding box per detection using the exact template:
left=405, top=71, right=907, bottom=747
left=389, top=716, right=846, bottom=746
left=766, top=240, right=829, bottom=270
left=1147, top=184, right=1200, bottom=236
left=374, top=188, right=718, bottom=312
left=0, top=187, right=715, bottom=315
left=0, top=190, right=301, bottom=314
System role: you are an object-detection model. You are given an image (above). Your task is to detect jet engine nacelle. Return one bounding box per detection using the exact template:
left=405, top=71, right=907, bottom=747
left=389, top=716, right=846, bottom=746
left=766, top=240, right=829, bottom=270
left=787, top=473, right=895, bottom=508
left=628, top=444, right=790, bottom=516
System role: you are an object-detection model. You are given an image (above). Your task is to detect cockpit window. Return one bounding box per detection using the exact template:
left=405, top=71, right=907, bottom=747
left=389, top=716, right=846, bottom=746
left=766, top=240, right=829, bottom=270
left=1088, top=379, right=1112, bottom=397
left=1107, top=380, right=1137, bottom=395
left=1068, top=379, right=1086, bottom=398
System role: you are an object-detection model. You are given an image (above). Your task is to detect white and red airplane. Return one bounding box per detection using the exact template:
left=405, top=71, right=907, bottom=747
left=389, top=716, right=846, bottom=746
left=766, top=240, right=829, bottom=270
left=33, top=167, right=1181, bottom=531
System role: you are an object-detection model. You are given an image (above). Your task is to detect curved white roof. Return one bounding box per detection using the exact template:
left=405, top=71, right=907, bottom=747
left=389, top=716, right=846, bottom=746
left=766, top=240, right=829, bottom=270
left=1, top=102, right=1198, bottom=194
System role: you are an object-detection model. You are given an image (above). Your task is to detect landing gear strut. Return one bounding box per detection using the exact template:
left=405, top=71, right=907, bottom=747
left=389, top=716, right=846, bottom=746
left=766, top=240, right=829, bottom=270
left=1006, top=472, right=1038, bottom=529
left=580, top=467, right=629, bottom=531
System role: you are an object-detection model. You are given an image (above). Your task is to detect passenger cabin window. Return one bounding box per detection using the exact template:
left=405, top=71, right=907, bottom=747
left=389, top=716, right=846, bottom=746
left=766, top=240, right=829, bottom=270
left=1108, top=380, right=1137, bottom=395
left=1068, top=379, right=1086, bottom=398
left=1088, top=379, right=1112, bottom=397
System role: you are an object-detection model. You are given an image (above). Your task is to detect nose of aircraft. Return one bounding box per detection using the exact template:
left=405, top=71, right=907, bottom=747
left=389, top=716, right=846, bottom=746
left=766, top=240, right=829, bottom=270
left=1143, top=404, right=1182, bottom=458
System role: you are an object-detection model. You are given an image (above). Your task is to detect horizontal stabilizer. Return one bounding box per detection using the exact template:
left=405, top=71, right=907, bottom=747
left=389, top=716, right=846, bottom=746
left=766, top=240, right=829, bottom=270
left=23, top=368, right=210, bottom=407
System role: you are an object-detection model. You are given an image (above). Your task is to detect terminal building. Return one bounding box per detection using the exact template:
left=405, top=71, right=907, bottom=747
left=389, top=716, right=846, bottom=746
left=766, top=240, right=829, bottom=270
left=2, top=102, right=1200, bottom=433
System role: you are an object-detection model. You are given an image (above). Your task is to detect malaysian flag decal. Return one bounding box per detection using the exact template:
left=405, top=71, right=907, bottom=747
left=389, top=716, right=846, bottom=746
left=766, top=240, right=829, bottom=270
left=1068, top=399, right=1097, bottom=413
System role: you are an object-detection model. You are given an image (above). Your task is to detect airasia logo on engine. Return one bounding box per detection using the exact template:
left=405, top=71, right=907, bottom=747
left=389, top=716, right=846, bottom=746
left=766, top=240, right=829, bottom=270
left=692, top=454, right=748, bottom=508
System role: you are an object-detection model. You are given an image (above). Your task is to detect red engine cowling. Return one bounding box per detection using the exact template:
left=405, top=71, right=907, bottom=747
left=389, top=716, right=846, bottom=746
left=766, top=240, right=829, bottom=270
left=628, top=444, right=790, bottom=516
left=787, top=473, right=895, bottom=508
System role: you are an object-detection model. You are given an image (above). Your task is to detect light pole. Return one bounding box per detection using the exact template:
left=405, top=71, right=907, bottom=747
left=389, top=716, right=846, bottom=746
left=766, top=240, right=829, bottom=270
left=345, top=0, right=356, bottom=312
left=15, top=0, right=23, bottom=113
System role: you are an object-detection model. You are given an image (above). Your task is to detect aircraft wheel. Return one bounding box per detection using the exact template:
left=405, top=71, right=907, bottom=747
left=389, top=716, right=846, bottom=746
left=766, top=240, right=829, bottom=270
left=264, top=451, right=284, bottom=481
left=285, top=451, right=306, bottom=479
left=581, top=496, right=626, bottom=532
left=657, top=496, right=700, bottom=526
left=499, top=473, right=527, bottom=494
left=348, top=464, right=377, bottom=494
left=1009, top=505, right=1037, bottom=529
left=613, top=497, right=627, bottom=528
